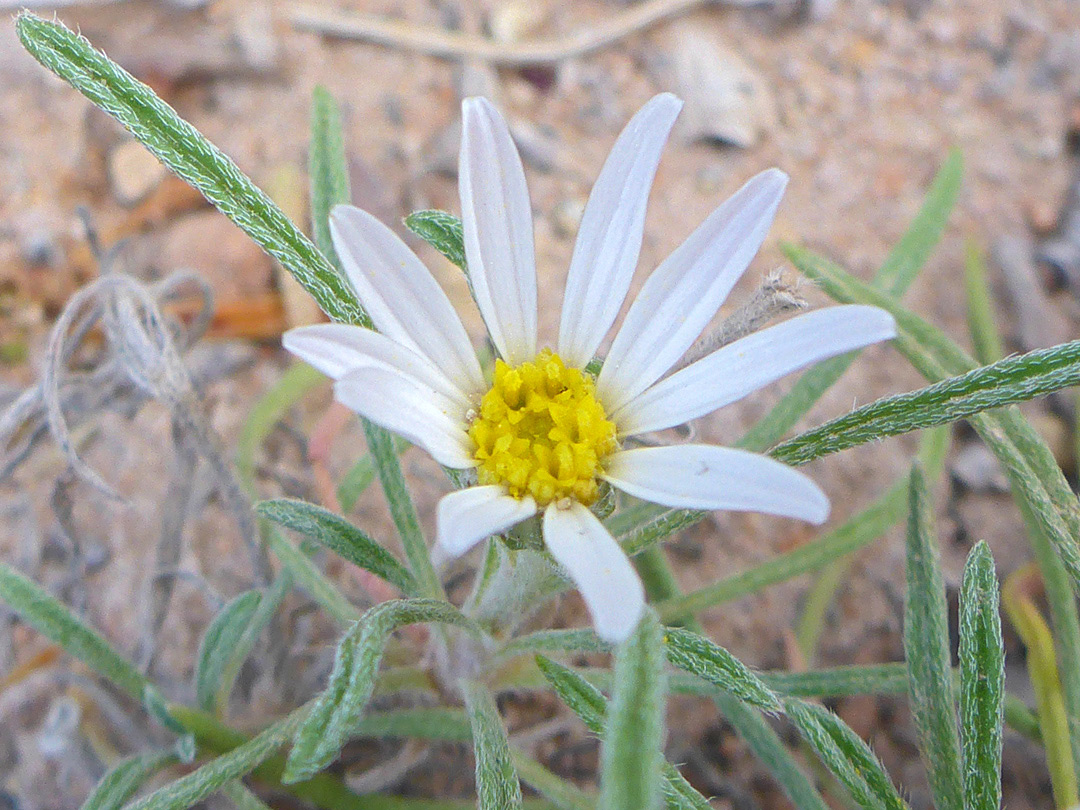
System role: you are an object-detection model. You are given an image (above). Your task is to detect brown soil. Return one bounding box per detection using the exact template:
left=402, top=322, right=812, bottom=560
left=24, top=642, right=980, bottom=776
left=2, top=0, right=1079, bottom=807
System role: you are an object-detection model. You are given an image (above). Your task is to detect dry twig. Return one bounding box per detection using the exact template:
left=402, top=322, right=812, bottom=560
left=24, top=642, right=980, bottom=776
left=291, top=0, right=746, bottom=65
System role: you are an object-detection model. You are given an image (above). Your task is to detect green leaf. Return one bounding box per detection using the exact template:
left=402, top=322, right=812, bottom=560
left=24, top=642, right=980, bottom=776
left=220, top=782, right=273, bottom=810
left=361, top=419, right=443, bottom=599
left=14, top=14, right=364, bottom=327
left=510, top=750, right=594, bottom=810
left=787, top=241, right=1080, bottom=759
left=959, top=542, right=1005, bottom=810
left=1003, top=568, right=1079, bottom=808
left=126, top=710, right=308, bottom=810
left=762, top=664, right=908, bottom=698
left=784, top=698, right=908, bottom=810
left=786, top=243, right=1080, bottom=585
left=536, top=656, right=606, bottom=732
left=79, top=748, right=179, bottom=810
left=195, top=591, right=261, bottom=712
left=404, top=210, right=468, bottom=272
left=354, top=707, right=472, bottom=741
left=264, top=527, right=361, bottom=627
left=612, top=505, right=707, bottom=558
left=875, top=149, right=965, bottom=294
left=712, top=692, right=829, bottom=810
left=770, top=339, right=1080, bottom=467
left=963, top=238, right=1004, bottom=365
left=284, top=599, right=475, bottom=782
left=904, top=465, right=964, bottom=810
left=463, top=680, right=523, bottom=810
left=536, top=656, right=711, bottom=810
left=309, top=85, right=351, bottom=269
left=256, top=499, right=416, bottom=595
left=496, top=628, right=611, bottom=661
left=600, top=611, right=667, bottom=810
left=663, top=627, right=780, bottom=712
left=213, top=572, right=293, bottom=715
left=739, top=148, right=962, bottom=452
left=0, top=563, right=148, bottom=698
left=142, top=686, right=189, bottom=737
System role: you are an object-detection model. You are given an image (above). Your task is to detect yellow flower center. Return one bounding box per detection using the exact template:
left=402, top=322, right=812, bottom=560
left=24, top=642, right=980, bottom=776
left=468, top=350, right=618, bottom=507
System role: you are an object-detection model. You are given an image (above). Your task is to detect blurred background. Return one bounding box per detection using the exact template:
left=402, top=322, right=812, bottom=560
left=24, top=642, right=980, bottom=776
left=1, top=0, right=1079, bottom=807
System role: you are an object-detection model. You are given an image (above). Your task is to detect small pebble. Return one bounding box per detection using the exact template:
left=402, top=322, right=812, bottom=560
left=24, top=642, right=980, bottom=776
left=108, top=140, right=168, bottom=207
left=550, top=198, right=585, bottom=239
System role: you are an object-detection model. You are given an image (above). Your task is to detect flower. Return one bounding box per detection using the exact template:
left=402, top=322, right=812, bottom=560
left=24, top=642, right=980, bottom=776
left=284, top=93, right=897, bottom=643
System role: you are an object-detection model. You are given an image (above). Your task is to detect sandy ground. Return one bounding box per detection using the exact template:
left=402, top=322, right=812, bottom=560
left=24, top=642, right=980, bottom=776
left=2, top=0, right=1079, bottom=806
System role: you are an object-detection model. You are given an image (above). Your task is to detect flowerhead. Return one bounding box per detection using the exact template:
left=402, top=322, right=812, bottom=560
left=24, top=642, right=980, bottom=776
left=284, top=93, right=896, bottom=643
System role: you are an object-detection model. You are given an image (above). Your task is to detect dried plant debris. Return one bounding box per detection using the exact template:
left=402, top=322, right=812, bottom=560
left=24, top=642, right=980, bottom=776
left=0, top=233, right=270, bottom=650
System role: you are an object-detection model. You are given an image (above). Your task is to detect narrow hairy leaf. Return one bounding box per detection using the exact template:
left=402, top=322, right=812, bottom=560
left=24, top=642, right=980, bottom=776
left=79, top=748, right=178, bottom=810
left=362, top=419, right=443, bottom=599
left=264, top=528, right=360, bottom=626
left=600, top=611, right=667, bottom=810
left=14, top=14, right=364, bottom=327
left=511, top=750, right=594, bottom=810
left=613, top=504, right=707, bottom=557
left=309, top=85, right=351, bottom=268
left=536, top=656, right=606, bottom=732
left=0, top=563, right=148, bottom=698
left=195, top=591, right=261, bottom=711
left=771, top=339, right=1080, bottom=466
left=785, top=698, right=908, bottom=810
left=214, top=572, right=292, bottom=714
left=904, top=465, right=964, bottom=810
left=496, top=629, right=611, bottom=661
left=963, top=239, right=1005, bottom=365
left=739, top=148, right=962, bottom=451
left=713, top=691, right=829, bottom=810
left=787, top=242, right=1080, bottom=755
left=126, top=710, right=308, bottom=810
left=1004, top=567, right=1079, bottom=809
left=762, top=663, right=908, bottom=698
left=959, top=542, right=1005, bottom=810
left=786, top=242, right=1080, bottom=581
left=463, top=680, right=523, bottom=810
left=663, top=627, right=780, bottom=711
left=404, top=210, right=468, bottom=272
left=256, top=499, right=416, bottom=594
left=354, top=707, right=472, bottom=741
left=284, top=599, right=474, bottom=782
left=537, top=656, right=711, bottom=810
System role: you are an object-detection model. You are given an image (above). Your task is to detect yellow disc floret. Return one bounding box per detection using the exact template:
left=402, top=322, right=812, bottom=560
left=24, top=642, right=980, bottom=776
left=469, top=350, right=618, bottom=507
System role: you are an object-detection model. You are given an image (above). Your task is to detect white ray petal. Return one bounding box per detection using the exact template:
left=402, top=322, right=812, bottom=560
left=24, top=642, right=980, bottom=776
left=542, top=501, right=644, bottom=643
left=329, top=205, right=485, bottom=395
left=459, top=97, right=538, bottom=365
left=283, top=323, right=472, bottom=413
left=557, top=93, right=683, bottom=368
left=597, top=169, right=788, bottom=412
left=335, top=366, right=476, bottom=469
left=603, top=445, right=829, bottom=524
left=436, top=486, right=537, bottom=558
left=615, top=305, right=897, bottom=435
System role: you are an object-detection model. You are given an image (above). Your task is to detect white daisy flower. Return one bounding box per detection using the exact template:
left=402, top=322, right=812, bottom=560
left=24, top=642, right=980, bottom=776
left=284, top=93, right=897, bottom=643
